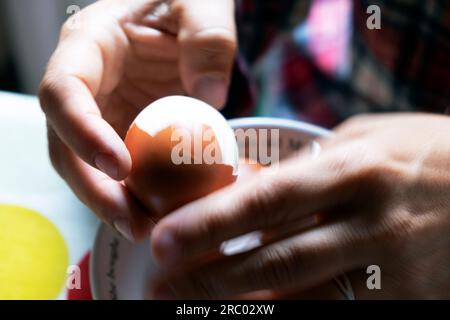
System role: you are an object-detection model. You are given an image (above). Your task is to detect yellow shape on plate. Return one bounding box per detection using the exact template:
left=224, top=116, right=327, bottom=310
left=0, top=204, right=69, bottom=299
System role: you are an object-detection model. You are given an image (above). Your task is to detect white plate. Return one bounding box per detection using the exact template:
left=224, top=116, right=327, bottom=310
left=90, top=117, right=331, bottom=300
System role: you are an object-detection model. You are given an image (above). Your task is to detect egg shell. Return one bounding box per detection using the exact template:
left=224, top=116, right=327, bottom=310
left=125, top=96, right=238, bottom=216
left=236, top=158, right=263, bottom=184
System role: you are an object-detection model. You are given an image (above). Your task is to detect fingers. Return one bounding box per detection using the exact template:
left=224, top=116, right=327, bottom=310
left=126, top=0, right=237, bottom=107
left=41, top=74, right=131, bottom=181
left=149, top=221, right=366, bottom=299
left=151, top=150, right=360, bottom=267
left=174, top=0, right=237, bottom=108
left=40, top=22, right=131, bottom=180
left=47, top=127, right=154, bottom=241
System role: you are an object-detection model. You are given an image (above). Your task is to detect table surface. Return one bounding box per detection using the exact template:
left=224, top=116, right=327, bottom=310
left=0, top=91, right=99, bottom=299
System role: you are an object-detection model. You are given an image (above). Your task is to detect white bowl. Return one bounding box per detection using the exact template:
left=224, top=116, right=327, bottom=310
left=90, top=117, right=331, bottom=300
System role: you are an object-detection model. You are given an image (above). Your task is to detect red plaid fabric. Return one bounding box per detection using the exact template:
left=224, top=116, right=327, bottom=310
left=223, top=0, right=450, bottom=129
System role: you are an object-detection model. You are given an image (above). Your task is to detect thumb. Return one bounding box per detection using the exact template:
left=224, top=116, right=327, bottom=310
left=175, top=0, right=237, bottom=108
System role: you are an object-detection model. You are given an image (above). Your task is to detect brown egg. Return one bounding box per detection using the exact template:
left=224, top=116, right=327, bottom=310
left=125, top=96, right=238, bottom=216
left=236, top=158, right=263, bottom=184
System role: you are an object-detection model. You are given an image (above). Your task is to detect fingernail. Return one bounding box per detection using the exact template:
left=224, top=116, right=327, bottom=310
left=114, top=218, right=135, bottom=242
left=193, top=75, right=227, bottom=108
left=95, top=153, right=119, bottom=180
left=153, top=231, right=180, bottom=266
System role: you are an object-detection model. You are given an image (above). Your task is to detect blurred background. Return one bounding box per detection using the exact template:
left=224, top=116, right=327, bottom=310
left=0, top=0, right=352, bottom=122
left=0, top=0, right=94, bottom=94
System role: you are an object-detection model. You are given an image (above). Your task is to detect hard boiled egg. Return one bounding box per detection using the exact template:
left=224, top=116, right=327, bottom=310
left=236, top=158, right=263, bottom=183
left=125, top=96, right=238, bottom=216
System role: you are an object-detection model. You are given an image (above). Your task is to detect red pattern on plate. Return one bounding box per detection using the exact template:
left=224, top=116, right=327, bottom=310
left=67, top=252, right=93, bottom=300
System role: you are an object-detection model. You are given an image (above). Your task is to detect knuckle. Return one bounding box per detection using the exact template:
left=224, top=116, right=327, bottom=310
left=332, top=144, right=407, bottom=193
left=39, top=72, right=69, bottom=115
left=358, top=159, right=407, bottom=193
left=39, top=75, right=58, bottom=114
left=359, top=160, right=386, bottom=183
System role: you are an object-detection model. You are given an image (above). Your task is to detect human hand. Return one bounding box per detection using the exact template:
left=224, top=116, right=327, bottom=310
left=148, top=113, right=450, bottom=299
left=39, top=0, right=237, bottom=241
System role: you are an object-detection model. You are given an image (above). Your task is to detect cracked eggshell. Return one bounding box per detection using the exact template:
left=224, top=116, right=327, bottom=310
left=124, top=96, right=238, bottom=216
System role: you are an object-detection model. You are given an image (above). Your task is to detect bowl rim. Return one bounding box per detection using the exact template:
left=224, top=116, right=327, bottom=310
left=90, top=223, right=105, bottom=300
left=227, top=117, right=331, bottom=137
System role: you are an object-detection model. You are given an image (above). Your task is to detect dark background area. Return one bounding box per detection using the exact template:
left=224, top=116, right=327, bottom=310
left=0, top=4, right=21, bottom=93
left=0, top=0, right=94, bottom=96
